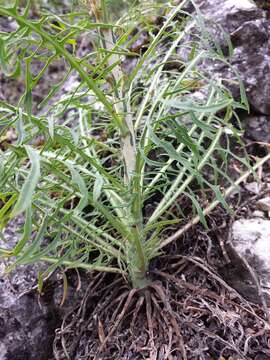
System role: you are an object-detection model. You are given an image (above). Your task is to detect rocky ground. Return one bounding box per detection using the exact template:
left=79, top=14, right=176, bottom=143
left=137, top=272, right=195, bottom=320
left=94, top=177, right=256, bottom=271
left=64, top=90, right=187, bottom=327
left=1, top=0, right=270, bottom=359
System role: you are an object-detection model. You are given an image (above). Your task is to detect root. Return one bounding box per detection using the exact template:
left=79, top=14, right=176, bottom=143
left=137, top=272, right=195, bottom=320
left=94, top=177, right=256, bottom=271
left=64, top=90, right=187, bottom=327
left=96, top=288, right=138, bottom=356
left=131, top=295, right=144, bottom=330
left=145, top=290, right=156, bottom=360
left=54, top=253, right=270, bottom=360
left=150, top=283, right=187, bottom=360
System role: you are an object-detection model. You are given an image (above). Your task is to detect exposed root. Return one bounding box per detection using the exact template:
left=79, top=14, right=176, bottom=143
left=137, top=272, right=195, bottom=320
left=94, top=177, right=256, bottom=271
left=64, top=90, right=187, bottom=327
left=53, top=230, right=270, bottom=359
left=96, top=288, right=138, bottom=356
left=145, top=290, right=156, bottom=359
left=131, top=295, right=144, bottom=331
left=53, top=274, right=189, bottom=359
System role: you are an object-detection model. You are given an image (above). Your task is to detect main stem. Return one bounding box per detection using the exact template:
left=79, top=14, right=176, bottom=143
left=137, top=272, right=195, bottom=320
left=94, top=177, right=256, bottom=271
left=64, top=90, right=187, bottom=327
left=92, top=0, right=148, bottom=288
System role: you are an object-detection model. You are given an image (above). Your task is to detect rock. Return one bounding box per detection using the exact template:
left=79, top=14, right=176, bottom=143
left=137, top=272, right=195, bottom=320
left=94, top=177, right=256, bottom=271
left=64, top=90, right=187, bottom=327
left=252, top=210, right=265, bottom=217
left=254, top=354, right=270, bottom=360
left=253, top=0, right=270, bottom=10
left=256, top=196, right=270, bottom=211
left=244, top=181, right=261, bottom=194
left=0, top=267, right=90, bottom=360
left=0, top=291, right=56, bottom=360
left=244, top=115, right=270, bottom=143
left=228, top=218, right=270, bottom=303
left=0, top=217, right=89, bottom=360
left=191, top=0, right=270, bottom=115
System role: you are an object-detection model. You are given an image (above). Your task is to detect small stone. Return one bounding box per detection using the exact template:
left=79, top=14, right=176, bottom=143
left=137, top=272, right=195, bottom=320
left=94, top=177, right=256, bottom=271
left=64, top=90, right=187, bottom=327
left=252, top=210, right=265, bottom=217
left=226, top=0, right=256, bottom=10
left=256, top=197, right=270, bottom=211
left=245, top=181, right=261, bottom=194
left=244, top=115, right=270, bottom=143
left=0, top=343, right=7, bottom=360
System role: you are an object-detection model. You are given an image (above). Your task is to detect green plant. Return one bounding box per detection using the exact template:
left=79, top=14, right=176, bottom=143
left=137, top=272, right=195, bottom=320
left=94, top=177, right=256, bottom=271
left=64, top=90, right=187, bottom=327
left=0, top=0, right=268, bottom=289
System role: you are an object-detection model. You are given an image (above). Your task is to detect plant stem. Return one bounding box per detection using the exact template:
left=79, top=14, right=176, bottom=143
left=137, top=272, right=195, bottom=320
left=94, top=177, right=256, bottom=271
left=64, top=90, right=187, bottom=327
left=93, top=0, right=148, bottom=287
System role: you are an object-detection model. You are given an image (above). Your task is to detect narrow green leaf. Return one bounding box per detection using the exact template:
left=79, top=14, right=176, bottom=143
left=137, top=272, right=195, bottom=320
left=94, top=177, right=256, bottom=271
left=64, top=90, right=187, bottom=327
left=162, top=98, right=233, bottom=113
left=189, top=112, right=214, bottom=137
left=11, top=146, right=40, bottom=217
left=37, top=272, right=44, bottom=294
left=0, top=193, right=17, bottom=228
left=68, top=163, right=88, bottom=212
left=93, top=172, right=104, bottom=202
left=24, top=59, right=32, bottom=116
left=48, top=115, right=54, bottom=140
left=0, top=38, right=7, bottom=73
left=7, top=214, right=49, bottom=270
left=16, top=108, right=25, bottom=145
left=183, top=190, right=208, bottom=229
left=0, top=162, right=4, bottom=181
left=208, top=183, right=233, bottom=215
left=167, top=119, right=199, bottom=159
left=12, top=206, right=32, bottom=255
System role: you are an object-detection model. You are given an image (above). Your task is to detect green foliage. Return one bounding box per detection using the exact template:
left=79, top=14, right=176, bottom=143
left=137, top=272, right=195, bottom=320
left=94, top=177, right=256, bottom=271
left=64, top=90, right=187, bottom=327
left=0, top=0, right=250, bottom=287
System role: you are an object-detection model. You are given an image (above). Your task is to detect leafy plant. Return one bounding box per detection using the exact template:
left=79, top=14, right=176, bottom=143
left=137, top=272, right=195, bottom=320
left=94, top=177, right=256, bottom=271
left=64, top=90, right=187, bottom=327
left=0, top=0, right=267, bottom=288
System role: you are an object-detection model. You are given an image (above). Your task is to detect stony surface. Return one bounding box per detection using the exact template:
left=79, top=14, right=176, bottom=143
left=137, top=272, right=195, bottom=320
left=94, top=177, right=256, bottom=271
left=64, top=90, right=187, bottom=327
left=0, top=266, right=89, bottom=360
left=244, top=115, right=270, bottom=143
left=0, top=217, right=88, bottom=360
left=193, top=0, right=270, bottom=116
left=256, top=196, right=270, bottom=212
left=229, top=218, right=270, bottom=303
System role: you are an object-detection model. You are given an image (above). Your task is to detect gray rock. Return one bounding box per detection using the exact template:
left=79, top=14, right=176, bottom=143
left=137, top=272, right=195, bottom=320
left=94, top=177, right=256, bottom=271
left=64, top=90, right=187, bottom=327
left=229, top=218, right=270, bottom=303
left=256, top=196, right=270, bottom=212
left=252, top=209, right=265, bottom=217
left=244, top=181, right=261, bottom=194
left=192, top=0, right=270, bottom=115
left=0, top=217, right=89, bottom=360
left=0, top=265, right=89, bottom=360
left=244, top=115, right=270, bottom=143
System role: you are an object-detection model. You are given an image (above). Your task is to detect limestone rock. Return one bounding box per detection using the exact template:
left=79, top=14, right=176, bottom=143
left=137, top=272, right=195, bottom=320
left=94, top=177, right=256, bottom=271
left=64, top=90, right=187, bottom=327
left=256, top=196, right=270, bottom=212
left=229, top=218, right=270, bottom=302
left=244, top=115, right=270, bottom=143
left=193, top=0, right=270, bottom=115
